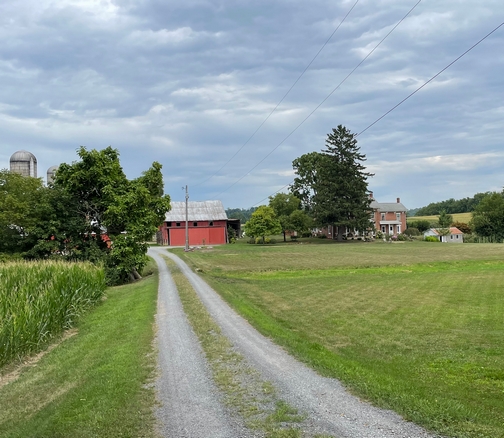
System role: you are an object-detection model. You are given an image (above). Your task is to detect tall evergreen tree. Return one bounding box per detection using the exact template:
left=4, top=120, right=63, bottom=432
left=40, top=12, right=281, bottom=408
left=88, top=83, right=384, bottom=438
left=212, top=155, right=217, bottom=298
left=311, top=125, right=373, bottom=240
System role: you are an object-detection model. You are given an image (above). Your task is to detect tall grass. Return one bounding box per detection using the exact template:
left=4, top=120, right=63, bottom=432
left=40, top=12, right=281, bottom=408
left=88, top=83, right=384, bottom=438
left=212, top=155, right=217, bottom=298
left=0, top=261, right=105, bottom=367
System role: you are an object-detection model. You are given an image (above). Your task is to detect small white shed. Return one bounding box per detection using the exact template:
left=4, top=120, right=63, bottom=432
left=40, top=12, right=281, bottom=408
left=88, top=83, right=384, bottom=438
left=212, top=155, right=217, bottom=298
left=424, top=227, right=464, bottom=243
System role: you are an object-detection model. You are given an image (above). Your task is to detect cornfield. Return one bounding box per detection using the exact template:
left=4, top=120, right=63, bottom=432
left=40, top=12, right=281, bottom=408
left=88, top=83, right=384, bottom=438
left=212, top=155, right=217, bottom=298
left=0, top=261, right=105, bottom=367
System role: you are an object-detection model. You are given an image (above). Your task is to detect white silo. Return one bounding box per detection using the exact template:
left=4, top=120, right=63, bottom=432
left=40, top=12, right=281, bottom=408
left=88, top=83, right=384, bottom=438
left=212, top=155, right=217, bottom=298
left=10, top=150, right=38, bottom=178
left=47, top=165, right=59, bottom=185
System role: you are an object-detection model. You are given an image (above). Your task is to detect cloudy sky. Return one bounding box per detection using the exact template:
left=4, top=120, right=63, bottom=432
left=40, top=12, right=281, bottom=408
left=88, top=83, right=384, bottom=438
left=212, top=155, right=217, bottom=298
left=1, top=0, right=503, bottom=209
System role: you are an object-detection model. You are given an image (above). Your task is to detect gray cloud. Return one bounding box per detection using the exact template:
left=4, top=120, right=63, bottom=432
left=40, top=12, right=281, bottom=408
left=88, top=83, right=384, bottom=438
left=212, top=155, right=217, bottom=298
left=1, top=0, right=503, bottom=210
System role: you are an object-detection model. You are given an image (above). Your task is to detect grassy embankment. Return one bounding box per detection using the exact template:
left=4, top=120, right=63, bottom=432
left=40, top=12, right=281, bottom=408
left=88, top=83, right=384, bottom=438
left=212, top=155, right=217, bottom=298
left=0, top=259, right=159, bottom=438
left=408, top=212, right=473, bottom=223
left=176, top=241, right=504, bottom=438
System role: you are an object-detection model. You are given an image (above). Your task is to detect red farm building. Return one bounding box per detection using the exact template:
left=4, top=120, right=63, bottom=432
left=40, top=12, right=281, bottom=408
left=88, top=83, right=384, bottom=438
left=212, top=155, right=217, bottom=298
left=157, top=200, right=230, bottom=246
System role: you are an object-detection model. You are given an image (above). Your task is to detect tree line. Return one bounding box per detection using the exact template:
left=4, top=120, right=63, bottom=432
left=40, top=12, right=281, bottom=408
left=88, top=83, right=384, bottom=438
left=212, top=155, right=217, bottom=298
left=414, top=192, right=491, bottom=216
left=0, top=147, right=171, bottom=284
left=225, top=207, right=257, bottom=224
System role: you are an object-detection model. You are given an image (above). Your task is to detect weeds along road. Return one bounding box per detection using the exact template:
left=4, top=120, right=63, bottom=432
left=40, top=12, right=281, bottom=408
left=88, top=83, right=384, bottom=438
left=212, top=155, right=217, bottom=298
left=149, top=247, right=439, bottom=438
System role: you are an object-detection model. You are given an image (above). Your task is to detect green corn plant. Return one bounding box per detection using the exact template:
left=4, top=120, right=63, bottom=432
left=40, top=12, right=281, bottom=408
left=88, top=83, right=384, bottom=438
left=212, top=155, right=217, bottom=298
left=0, top=261, right=105, bottom=366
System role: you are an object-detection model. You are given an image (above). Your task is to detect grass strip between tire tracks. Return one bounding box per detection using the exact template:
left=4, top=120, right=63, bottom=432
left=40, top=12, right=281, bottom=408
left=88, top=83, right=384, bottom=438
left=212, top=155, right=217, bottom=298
left=0, top=259, right=160, bottom=438
left=165, top=257, right=333, bottom=438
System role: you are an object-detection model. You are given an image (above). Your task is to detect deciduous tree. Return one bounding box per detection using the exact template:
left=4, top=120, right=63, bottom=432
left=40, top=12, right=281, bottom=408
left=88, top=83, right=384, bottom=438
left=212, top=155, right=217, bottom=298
left=0, top=170, right=47, bottom=253
left=243, top=206, right=282, bottom=244
left=470, top=192, right=504, bottom=242
left=290, top=152, right=325, bottom=212
left=268, top=193, right=301, bottom=241
left=54, top=146, right=171, bottom=283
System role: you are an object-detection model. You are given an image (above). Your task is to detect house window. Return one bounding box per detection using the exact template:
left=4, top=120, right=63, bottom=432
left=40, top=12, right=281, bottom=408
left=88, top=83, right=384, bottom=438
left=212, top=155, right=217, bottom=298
left=456, top=235, right=459, bottom=239
left=193, top=222, right=198, bottom=227
left=209, top=221, right=214, bottom=226
left=396, top=213, right=401, bottom=221
left=176, top=222, right=181, bottom=227
left=166, top=222, right=172, bottom=227
left=389, top=225, right=393, bottom=233
left=381, top=213, right=385, bottom=221
left=381, top=225, right=386, bottom=233
left=397, top=225, right=401, bottom=234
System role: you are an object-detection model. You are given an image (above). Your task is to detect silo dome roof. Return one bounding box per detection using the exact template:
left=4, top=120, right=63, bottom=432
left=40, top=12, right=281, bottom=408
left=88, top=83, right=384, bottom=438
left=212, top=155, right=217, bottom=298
left=47, top=165, right=59, bottom=173
left=10, top=150, right=37, bottom=163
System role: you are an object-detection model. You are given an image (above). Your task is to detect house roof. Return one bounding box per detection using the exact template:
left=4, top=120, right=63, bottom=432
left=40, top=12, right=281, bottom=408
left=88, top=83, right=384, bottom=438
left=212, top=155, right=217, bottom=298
left=164, top=200, right=228, bottom=222
left=370, top=201, right=407, bottom=212
left=426, top=227, right=464, bottom=235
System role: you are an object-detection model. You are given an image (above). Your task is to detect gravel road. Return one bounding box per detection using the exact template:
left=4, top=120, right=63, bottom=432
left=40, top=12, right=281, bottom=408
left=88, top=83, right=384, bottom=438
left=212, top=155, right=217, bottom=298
left=150, top=247, right=440, bottom=438
left=149, top=249, right=251, bottom=438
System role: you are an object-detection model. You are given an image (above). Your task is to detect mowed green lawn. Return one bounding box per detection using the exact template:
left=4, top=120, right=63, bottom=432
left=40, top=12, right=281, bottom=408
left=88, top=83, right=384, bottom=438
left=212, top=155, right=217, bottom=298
left=177, top=241, right=504, bottom=438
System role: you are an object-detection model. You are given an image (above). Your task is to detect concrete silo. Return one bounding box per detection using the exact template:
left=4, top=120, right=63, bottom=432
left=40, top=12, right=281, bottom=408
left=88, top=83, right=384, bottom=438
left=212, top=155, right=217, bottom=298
left=10, top=150, right=38, bottom=178
left=46, top=165, right=59, bottom=185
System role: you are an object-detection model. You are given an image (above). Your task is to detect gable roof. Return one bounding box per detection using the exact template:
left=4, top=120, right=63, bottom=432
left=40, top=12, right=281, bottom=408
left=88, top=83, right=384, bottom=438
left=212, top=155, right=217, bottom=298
left=164, top=200, right=228, bottom=222
left=370, top=201, right=407, bottom=212
left=426, top=227, right=464, bottom=235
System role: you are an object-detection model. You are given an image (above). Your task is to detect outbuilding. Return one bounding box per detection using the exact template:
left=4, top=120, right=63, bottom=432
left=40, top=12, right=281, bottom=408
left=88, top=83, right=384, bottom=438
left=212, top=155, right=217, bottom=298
left=424, top=227, right=464, bottom=243
left=157, top=200, right=228, bottom=246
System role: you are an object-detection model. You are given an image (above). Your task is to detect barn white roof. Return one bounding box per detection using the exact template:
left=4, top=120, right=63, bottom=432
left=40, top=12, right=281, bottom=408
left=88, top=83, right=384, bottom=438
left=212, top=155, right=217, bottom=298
left=164, top=200, right=228, bottom=222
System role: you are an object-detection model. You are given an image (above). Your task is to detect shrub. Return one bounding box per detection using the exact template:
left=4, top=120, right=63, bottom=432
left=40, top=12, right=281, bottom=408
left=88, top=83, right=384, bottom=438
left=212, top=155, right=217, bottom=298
left=425, top=236, right=440, bottom=242
left=227, top=226, right=237, bottom=243
left=317, top=234, right=327, bottom=239
left=451, top=221, right=472, bottom=234
left=397, top=233, right=409, bottom=241
left=408, top=220, right=431, bottom=233
left=404, top=227, right=420, bottom=236
left=0, top=253, right=23, bottom=263
left=248, top=238, right=256, bottom=244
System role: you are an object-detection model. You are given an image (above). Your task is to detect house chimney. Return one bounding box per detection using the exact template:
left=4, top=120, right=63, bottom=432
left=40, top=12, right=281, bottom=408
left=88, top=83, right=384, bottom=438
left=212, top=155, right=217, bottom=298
left=369, top=192, right=374, bottom=200
left=397, top=197, right=400, bottom=203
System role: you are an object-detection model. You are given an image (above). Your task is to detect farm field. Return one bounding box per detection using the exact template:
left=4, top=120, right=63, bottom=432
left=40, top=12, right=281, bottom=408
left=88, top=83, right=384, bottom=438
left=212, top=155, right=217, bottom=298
left=0, top=261, right=105, bottom=367
left=408, top=212, right=473, bottom=223
left=0, top=260, right=158, bottom=438
left=176, top=241, right=504, bottom=438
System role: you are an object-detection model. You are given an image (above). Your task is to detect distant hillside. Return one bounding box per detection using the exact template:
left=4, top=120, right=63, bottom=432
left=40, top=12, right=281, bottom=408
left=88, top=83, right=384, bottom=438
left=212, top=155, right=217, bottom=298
left=413, top=192, right=492, bottom=216
left=407, top=212, right=473, bottom=224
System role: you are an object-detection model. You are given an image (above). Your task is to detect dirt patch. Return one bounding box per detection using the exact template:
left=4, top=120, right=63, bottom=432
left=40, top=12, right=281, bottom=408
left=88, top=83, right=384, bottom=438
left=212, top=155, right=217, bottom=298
left=0, top=329, right=78, bottom=389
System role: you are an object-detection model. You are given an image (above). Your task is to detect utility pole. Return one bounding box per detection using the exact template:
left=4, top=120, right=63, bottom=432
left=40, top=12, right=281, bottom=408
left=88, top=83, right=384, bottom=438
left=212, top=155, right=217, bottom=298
left=184, top=185, right=189, bottom=251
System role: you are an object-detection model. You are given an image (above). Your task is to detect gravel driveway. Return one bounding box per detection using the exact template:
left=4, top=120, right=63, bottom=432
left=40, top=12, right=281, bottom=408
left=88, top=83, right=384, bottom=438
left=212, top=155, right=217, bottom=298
left=149, top=247, right=440, bottom=438
left=149, top=249, right=251, bottom=438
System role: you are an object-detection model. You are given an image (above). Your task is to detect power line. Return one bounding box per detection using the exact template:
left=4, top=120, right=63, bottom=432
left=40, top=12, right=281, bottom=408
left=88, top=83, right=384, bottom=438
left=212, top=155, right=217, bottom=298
left=357, top=20, right=504, bottom=136
left=251, top=19, right=504, bottom=206
left=216, top=0, right=422, bottom=198
left=253, top=182, right=292, bottom=207
left=193, top=0, right=360, bottom=187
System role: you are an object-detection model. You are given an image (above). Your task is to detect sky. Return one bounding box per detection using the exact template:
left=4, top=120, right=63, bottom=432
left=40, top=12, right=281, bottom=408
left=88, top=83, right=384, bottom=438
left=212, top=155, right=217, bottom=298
left=1, top=0, right=503, bottom=210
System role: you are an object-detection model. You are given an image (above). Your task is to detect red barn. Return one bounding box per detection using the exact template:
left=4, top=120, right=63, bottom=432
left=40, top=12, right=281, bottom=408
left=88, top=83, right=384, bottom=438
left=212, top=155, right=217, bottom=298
left=158, top=200, right=228, bottom=246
